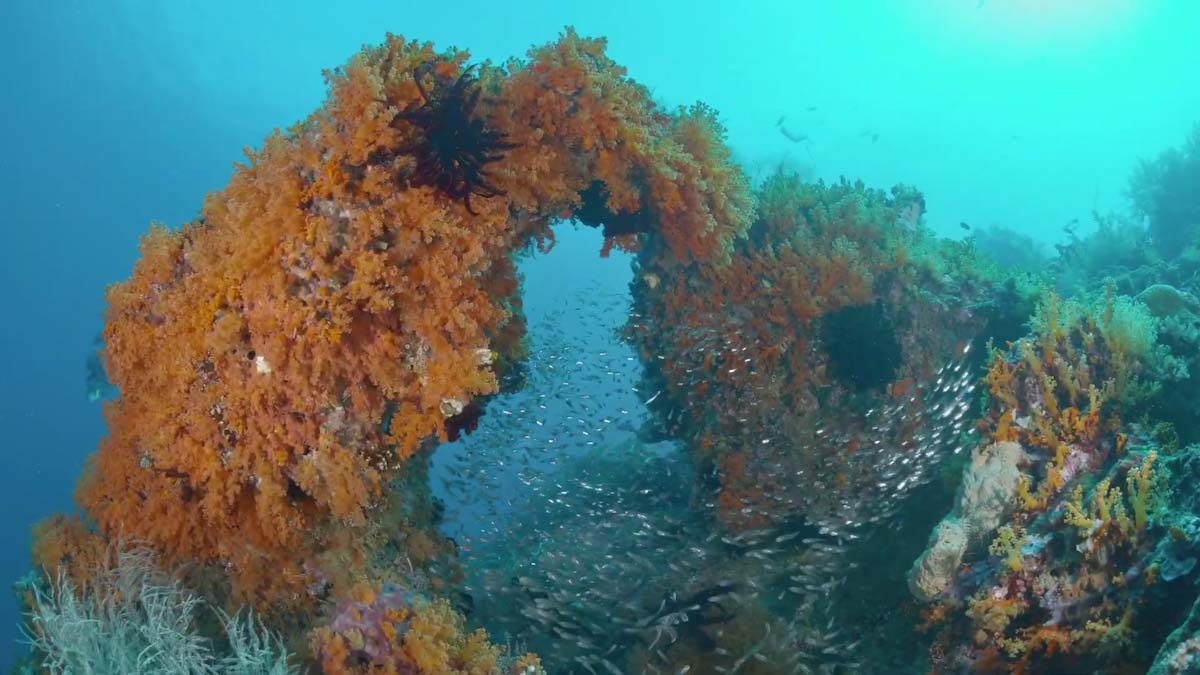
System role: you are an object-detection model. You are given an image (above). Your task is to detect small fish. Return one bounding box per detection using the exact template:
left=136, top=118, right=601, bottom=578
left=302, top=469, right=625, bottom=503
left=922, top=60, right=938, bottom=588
left=776, top=117, right=809, bottom=144
left=959, top=221, right=971, bottom=231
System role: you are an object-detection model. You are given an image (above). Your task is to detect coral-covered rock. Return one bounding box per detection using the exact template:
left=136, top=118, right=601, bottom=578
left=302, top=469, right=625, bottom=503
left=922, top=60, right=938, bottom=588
left=909, top=441, right=1027, bottom=602
left=912, top=288, right=1193, bottom=673
left=311, top=583, right=541, bottom=674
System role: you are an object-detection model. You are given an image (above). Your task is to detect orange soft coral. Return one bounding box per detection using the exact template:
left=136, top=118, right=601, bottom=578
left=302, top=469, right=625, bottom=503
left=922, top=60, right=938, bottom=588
left=311, top=586, right=539, bottom=675
left=979, top=289, right=1155, bottom=513
left=492, top=28, right=753, bottom=263
left=28, top=515, right=109, bottom=591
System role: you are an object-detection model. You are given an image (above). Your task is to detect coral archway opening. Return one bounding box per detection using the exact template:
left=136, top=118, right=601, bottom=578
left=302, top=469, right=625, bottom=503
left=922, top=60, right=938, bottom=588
left=427, top=223, right=651, bottom=540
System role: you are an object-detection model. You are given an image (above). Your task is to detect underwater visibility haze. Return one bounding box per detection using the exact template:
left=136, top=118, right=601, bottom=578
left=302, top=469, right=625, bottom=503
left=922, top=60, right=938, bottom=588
left=4, top=1, right=1200, bottom=673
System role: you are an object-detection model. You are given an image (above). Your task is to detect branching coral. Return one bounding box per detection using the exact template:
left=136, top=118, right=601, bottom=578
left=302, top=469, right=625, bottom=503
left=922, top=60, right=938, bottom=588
left=980, top=286, right=1157, bottom=512
left=20, top=545, right=299, bottom=674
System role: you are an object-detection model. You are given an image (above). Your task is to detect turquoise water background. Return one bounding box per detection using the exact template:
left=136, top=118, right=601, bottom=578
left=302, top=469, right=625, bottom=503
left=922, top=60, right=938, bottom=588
left=2, top=0, right=1198, bottom=668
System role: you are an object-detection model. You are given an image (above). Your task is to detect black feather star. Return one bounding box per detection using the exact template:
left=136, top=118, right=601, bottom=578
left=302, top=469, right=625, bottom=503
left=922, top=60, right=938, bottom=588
left=393, top=62, right=516, bottom=214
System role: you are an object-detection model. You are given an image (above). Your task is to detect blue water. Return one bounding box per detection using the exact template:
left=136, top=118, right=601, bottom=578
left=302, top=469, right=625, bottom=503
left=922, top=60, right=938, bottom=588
left=2, top=1, right=1199, bottom=669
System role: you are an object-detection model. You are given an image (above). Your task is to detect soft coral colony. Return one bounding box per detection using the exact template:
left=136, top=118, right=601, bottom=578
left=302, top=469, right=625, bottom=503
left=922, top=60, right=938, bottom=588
left=27, top=29, right=750, bottom=672
left=907, top=288, right=1200, bottom=673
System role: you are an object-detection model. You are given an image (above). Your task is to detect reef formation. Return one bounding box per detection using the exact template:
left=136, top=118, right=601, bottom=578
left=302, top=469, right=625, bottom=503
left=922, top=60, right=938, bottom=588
left=23, top=28, right=1200, bottom=675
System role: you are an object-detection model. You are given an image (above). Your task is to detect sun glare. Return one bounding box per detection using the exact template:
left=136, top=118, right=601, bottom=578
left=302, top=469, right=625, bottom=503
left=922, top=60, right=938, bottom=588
left=915, top=0, right=1141, bottom=56
left=996, top=0, right=1136, bottom=35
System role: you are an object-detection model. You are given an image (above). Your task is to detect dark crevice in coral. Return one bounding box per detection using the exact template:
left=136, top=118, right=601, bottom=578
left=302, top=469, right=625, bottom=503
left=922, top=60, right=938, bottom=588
left=444, top=400, right=485, bottom=442
left=820, top=301, right=903, bottom=391
left=572, top=180, right=656, bottom=238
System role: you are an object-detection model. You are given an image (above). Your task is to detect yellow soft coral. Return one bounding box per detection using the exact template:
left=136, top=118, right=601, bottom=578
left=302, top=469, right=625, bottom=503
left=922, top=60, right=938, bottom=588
left=1128, top=450, right=1161, bottom=534
left=989, top=525, right=1029, bottom=572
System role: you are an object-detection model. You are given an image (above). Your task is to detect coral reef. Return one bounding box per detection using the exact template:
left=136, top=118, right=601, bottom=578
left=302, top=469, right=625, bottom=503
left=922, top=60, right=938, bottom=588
left=66, top=26, right=749, bottom=610
left=909, top=288, right=1200, bottom=673
left=310, top=583, right=540, bottom=674
left=31, top=19, right=1200, bottom=675
left=618, top=173, right=1046, bottom=671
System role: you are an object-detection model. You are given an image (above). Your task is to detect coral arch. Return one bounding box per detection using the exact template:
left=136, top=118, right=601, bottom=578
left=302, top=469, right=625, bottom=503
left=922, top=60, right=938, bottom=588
left=71, top=28, right=752, bottom=613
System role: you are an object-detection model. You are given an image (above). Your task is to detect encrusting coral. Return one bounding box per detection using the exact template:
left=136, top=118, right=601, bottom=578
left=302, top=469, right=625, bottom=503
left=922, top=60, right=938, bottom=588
left=28, top=28, right=752, bottom=672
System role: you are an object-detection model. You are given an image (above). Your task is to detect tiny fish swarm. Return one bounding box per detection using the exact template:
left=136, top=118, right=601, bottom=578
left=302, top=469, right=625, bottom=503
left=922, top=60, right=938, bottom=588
left=629, top=176, right=996, bottom=531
